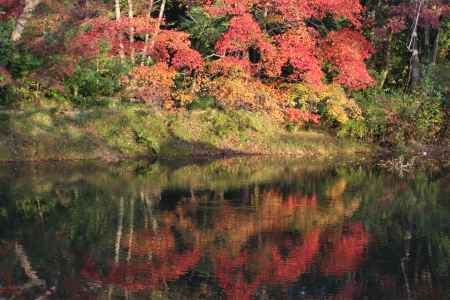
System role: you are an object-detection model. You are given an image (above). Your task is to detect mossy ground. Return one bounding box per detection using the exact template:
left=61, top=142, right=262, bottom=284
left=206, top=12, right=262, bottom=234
left=0, top=104, right=373, bottom=162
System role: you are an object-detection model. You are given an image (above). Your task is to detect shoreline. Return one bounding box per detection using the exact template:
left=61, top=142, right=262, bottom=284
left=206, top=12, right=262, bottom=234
left=0, top=107, right=447, bottom=164
left=0, top=106, right=374, bottom=163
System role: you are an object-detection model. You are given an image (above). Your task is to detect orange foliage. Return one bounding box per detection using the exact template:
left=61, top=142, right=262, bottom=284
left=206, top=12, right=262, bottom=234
left=208, top=78, right=286, bottom=112
left=286, top=108, right=321, bottom=125
left=126, top=63, right=176, bottom=105
left=206, top=57, right=252, bottom=79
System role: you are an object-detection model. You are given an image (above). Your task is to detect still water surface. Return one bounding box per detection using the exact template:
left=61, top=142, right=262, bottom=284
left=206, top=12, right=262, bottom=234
left=0, top=158, right=449, bottom=299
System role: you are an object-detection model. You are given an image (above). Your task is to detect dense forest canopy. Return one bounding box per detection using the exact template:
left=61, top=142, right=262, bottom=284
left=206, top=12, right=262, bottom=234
left=0, top=0, right=449, bottom=146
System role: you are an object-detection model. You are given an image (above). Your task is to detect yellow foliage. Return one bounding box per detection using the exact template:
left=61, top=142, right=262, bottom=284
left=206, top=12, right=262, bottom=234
left=321, top=84, right=363, bottom=124
left=326, top=179, right=348, bottom=200
left=206, top=78, right=288, bottom=119
left=172, top=90, right=195, bottom=106
left=289, top=83, right=363, bottom=125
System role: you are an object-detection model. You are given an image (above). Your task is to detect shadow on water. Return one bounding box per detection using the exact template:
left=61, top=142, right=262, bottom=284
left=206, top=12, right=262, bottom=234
left=0, top=158, right=449, bottom=299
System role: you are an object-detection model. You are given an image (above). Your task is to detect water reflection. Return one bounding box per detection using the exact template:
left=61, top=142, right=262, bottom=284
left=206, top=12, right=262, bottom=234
left=0, top=158, right=448, bottom=299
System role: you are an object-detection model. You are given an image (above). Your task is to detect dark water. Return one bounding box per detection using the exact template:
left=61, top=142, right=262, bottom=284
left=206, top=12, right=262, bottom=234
left=0, top=158, right=449, bottom=300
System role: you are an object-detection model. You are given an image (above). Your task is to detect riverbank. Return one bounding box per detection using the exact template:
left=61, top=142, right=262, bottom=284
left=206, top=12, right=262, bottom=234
left=0, top=105, right=373, bottom=162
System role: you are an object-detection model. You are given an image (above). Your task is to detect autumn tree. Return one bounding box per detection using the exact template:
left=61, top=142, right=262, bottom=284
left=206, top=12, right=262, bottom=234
left=198, top=0, right=376, bottom=90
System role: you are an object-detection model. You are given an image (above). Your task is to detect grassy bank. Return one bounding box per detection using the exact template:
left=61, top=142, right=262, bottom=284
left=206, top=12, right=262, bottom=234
left=0, top=105, right=372, bottom=162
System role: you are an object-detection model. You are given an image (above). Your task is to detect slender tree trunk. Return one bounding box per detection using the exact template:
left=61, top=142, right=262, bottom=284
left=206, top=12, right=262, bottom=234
left=142, top=192, right=148, bottom=229
left=11, top=0, right=42, bottom=42
left=8, top=242, right=46, bottom=296
left=380, top=33, right=393, bottom=88
left=15, top=242, right=40, bottom=281
left=432, top=26, right=440, bottom=65
left=407, top=0, right=424, bottom=91
left=424, top=24, right=431, bottom=62
left=127, top=197, right=134, bottom=262
left=145, top=0, right=166, bottom=64
left=141, top=0, right=155, bottom=65
left=114, top=197, right=124, bottom=264
left=409, top=48, right=421, bottom=91
left=115, top=0, right=125, bottom=62
left=128, top=0, right=135, bottom=64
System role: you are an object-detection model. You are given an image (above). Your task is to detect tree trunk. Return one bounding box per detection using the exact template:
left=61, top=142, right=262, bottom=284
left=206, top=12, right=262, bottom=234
left=380, top=32, right=393, bottom=88
left=145, top=0, right=166, bottom=64
left=141, top=0, right=155, bottom=65
left=128, top=0, right=135, bottom=64
left=127, top=197, right=135, bottom=262
left=409, top=48, right=421, bottom=91
left=432, top=26, right=440, bottom=65
left=424, top=24, right=430, bottom=62
left=11, top=0, right=42, bottom=42
left=114, top=197, right=124, bottom=264
left=115, top=0, right=125, bottom=62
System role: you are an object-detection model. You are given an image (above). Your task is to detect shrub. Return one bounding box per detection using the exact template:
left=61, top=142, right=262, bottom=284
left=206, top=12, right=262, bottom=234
left=188, top=96, right=216, bottom=110
left=288, top=83, right=363, bottom=126
left=349, top=84, right=447, bottom=145
left=64, top=55, right=128, bottom=106
left=0, top=21, right=43, bottom=78
left=206, top=77, right=288, bottom=119
left=285, top=108, right=320, bottom=129
left=124, top=63, right=176, bottom=108
left=415, top=97, right=445, bottom=142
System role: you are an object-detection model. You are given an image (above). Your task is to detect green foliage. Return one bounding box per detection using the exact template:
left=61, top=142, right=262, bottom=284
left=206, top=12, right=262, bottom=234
left=415, top=97, right=445, bottom=141
left=188, top=95, right=216, bottom=110
left=0, top=21, right=43, bottom=78
left=180, top=7, right=228, bottom=55
left=209, top=110, right=239, bottom=137
left=337, top=119, right=369, bottom=140
left=288, top=83, right=363, bottom=126
left=348, top=80, right=446, bottom=145
left=133, top=127, right=160, bottom=155
left=441, top=21, right=450, bottom=60
left=64, top=55, right=129, bottom=107
left=0, top=85, right=17, bottom=107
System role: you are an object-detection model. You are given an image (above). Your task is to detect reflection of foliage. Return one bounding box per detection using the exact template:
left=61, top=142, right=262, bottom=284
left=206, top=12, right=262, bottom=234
left=16, top=196, right=57, bottom=219
left=0, top=159, right=448, bottom=299
left=321, top=223, right=369, bottom=276
left=212, top=229, right=321, bottom=300
left=81, top=248, right=201, bottom=291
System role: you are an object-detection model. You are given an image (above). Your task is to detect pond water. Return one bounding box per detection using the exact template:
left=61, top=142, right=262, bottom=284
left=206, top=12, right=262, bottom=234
left=0, top=158, right=449, bottom=299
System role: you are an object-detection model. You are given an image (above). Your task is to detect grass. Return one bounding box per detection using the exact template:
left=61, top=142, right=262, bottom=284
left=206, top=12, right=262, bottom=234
left=0, top=105, right=373, bottom=162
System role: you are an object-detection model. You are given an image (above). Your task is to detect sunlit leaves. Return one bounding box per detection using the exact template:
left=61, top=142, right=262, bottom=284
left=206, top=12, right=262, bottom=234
left=324, top=29, right=375, bottom=90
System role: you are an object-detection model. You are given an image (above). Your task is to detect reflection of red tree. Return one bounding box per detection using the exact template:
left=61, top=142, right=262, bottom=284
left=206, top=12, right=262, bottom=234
left=213, top=229, right=321, bottom=300
left=81, top=248, right=200, bottom=291
left=286, top=194, right=317, bottom=210
left=271, top=228, right=321, bottom=283
left=214, top=249, right=263, bottom=300
left=121, top=228, right=176, bottom=258
left=321, top=223, right=369, bottom=276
